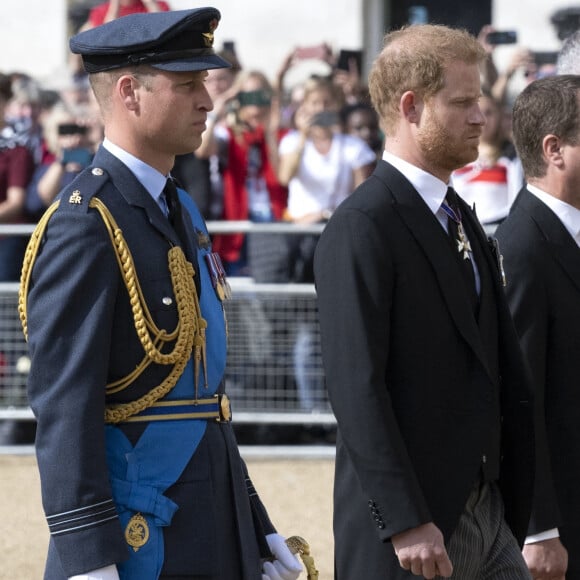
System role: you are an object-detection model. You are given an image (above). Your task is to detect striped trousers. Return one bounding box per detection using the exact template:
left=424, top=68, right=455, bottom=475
left=441, top=480, right=532, bottom=579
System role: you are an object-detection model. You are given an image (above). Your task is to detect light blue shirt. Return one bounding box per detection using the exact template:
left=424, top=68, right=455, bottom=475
left=102, top=138, right=169, bottom=215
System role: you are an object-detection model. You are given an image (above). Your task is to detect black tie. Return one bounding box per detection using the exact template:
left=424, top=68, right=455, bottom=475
left=164, top=178, right=187, bottom=242
left=163, top=178, right=201, bottom=295
left=444, top=188, right=478, bottom=312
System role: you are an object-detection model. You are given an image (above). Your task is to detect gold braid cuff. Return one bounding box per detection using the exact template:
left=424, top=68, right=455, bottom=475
left=19, top=199, right=207, bottom=424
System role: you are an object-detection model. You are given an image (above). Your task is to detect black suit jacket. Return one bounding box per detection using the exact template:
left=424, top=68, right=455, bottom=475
left=497, top=188, right=578, bottom=559
left=314, top=160, right=536, bottom=578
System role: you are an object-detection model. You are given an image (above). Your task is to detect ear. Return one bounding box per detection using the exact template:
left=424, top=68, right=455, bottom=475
left=543, top=134, right=564, bottom=168
left=117, top=74, right=140, bottom=112
left=401, top=91, right=422, bottom=124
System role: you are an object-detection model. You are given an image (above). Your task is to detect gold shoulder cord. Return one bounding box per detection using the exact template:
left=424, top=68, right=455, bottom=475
left=19, top=199, right=207, bottom=424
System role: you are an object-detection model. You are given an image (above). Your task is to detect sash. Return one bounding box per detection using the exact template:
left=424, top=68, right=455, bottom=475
left=105, top=188, right=228, bottom=579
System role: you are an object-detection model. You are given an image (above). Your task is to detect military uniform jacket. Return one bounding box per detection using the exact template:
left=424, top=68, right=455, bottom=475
left=314, top=160, right=538, bottom=579
left=25, top=146, right=274, bottom=579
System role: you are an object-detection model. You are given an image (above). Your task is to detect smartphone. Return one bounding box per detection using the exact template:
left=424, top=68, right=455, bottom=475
left=222, top=40, right=236, bottom=54
left=62, top=148, right=93, bottom=168
left=57, top=123, right=87, bottom=136
left=311, top=111, right=340, bottom=128
left=532, top=51, right=558, bottom=65
left=236, top=90, right=272, bottom=107
left=336, top=49, right=363, bottom=72
left=486, top=30, right=518, bottom=45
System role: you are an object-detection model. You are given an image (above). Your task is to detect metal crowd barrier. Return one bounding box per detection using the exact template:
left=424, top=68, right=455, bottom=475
left=0, top=221, right=335, bottom=425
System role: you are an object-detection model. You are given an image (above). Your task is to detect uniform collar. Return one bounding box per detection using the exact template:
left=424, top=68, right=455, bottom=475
left=102, top=138, right=167, bottom=204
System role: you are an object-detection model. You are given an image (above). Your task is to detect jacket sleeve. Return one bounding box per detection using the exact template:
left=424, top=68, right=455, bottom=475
left=25, top=204, right=128, bottom=576
left=314, top=207, right=432, bottom=541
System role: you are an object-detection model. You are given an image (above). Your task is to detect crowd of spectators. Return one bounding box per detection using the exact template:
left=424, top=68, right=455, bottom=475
left=0, top=10, right=573, bottom=272
left=1, top=1, right=579, bottom=442
left=2, top=5, right=575, bottom=283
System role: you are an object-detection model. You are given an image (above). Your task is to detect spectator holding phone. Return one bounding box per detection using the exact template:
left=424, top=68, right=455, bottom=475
left=198, top=69, right=289, bottom=276
left=277, top=76, right=376, bottom=412
left=278, top=76, right=375, bottom=226
left=25, top=106, right=95, bottom=221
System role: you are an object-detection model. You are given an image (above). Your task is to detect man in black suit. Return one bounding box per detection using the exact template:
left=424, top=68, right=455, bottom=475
left=496, top=75, right=579, bottom=579
left=314, top=24, right=559, bottom=579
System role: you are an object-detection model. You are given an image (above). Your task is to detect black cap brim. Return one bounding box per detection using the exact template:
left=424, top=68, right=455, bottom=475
left=150, top=53, right=232, bottom=72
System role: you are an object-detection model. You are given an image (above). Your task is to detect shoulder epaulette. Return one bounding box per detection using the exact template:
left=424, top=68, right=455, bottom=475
left=56, top=165, right=110, bottom=214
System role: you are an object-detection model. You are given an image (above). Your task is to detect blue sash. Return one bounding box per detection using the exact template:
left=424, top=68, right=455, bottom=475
left=105, top=189, right=228, bottom=579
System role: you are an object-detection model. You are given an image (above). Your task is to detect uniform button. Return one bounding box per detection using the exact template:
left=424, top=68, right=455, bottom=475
left=162, top=296, right=173, bottom=306
left=92, top=167, right=104, bottom=176
left=482, top=454, right=487, bottom=463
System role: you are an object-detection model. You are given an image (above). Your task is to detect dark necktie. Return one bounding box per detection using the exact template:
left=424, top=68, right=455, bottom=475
left=163, top=178, right=201, bottom=295
left=443, top=187, right=478, bottom=312
left=164, top=178, right=187, bottom=242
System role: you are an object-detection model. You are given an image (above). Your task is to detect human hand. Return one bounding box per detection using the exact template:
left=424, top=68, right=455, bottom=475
left=391, top=523, right=453, bottom=579
left=68, top=563, right=120, bottom=580
left=261, top=533, right=303, bottom=580
left=477, top=24, right=497, bottom=54
left=506, top=48, right=534, bottom=79
left=522, top=538, right=567, bottom=580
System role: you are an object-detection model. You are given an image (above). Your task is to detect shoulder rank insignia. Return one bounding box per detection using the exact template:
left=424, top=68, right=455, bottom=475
left=69, top=190, right=82, bottom=204
left=125, top=512, right=149, bottom=552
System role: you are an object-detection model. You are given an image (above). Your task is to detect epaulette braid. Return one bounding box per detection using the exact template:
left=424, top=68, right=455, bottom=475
left=19, top=201, right=61, bottom=341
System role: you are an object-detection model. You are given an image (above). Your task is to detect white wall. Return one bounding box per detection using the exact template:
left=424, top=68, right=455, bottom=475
left=170, top=0, right=365, bottom=89
left=0, top=0, right=68, bottom=84
left=0, top=0, right=364, bottom=90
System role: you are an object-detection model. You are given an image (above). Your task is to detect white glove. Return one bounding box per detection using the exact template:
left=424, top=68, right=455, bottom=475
left=261, top=533, right=303, bottom=580
left=68, top=564, right=120, bottom=580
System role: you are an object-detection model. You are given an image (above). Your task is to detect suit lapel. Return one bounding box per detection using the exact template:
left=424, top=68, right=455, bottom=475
left=520, top=190, right=580, bottom=294
left=375, top=162, right=492, bottom=379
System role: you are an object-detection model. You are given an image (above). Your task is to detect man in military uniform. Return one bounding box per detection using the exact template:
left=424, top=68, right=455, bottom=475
left=20, top=8, right=303, bottom=580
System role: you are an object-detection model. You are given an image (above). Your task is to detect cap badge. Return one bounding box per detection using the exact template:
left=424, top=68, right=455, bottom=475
left=202, top=19, right=218, bottom=47
left=69, top=190, right=82, bottom=204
